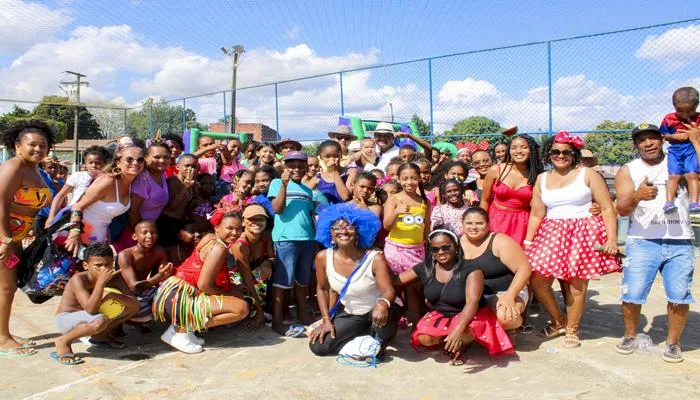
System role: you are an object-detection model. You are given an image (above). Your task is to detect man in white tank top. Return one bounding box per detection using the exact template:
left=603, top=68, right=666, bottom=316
left=614, top=123, right=695, bottom=363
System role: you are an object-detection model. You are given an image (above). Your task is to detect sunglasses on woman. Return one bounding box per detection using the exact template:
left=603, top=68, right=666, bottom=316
left=549, top=149, right=575, bottom=158
left=331, top=224, right=357, bottom=233
left=429, top=244, right=453, bottom=253
left=125, top=157, right=146, bottom=165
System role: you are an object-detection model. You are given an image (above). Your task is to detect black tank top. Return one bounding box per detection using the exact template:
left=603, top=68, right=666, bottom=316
left=463, top=233, right=513, bottom=296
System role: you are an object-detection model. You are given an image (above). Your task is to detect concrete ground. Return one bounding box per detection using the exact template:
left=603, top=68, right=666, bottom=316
left=3, top=269, right=700, bottom=400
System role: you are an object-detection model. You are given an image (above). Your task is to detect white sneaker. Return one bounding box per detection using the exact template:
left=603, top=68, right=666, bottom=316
left=160, top=325, right=203, bottom=354
left=188, top=332, right=205, bottom=346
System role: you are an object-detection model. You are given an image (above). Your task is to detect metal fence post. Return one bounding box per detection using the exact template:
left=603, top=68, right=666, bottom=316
left=429, top=59, right=434, bottom=143
left=123, top=108, right=128, bottom=135
left=223, top=92, right=227, bottom=132
left=547, top=41, right=553, bottom=134
left=182, top=98, right=187, bottom=132
left=339, top=71, right=344, bottom=116
left=275, top=83, right=280, bottom=139
left=148, top=101, right=153, bottom=137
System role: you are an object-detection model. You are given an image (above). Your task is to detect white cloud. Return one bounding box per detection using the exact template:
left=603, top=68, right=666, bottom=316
left=635, top=24, right=700, bottom=72
left=0, top=0, right=71, bottom=54
left=284, top=26, right=300, bottom=40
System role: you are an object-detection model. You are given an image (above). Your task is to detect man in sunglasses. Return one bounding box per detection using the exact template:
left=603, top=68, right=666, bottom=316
left=614, top=123, right=695, bottom=363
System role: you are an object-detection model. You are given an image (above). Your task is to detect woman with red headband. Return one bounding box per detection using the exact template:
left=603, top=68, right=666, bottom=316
left=523, top=131, right=620, bottom=349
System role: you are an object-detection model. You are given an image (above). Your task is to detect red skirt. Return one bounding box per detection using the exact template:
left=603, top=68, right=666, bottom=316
left=489, top=207, right=529, bottom=246
left=525, top=216, right=621, bottom=280
left=410, top=307, right=514, bottom=356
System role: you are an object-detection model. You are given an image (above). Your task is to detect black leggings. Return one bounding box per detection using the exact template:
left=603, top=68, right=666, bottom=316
left=309, top=304, right=400, bottom=356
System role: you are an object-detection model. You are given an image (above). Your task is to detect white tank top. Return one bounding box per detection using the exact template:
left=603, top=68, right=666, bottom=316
left=625, top=157, right=693, bottom=239
left=541, top=168, right=592, bottom=219
left=82, top=179, right=131, bottom=243
left=326, top=249, right=381, bottom=316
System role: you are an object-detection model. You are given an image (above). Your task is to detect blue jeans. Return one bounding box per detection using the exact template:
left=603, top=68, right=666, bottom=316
left=273, top=240, right=315, bottom=289
left=620, top=238, right=695, bottom=304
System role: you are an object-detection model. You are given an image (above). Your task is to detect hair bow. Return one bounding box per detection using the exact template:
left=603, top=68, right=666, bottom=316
left=208, top=208, right=226, bottom=227
left=457, top=140, right=489, bottom=154
left=553, top=131, right=584, bottom=149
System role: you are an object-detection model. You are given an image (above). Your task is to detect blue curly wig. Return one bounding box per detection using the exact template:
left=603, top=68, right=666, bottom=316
left=315, top=203, right=381, bottom=249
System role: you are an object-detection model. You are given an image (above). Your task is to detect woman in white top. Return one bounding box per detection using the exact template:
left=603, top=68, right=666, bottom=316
left=64, top=146, right=144, bottom=255
left=309, top=203, right=398, bottom=357
left=524, top=132, right=620, bottom=348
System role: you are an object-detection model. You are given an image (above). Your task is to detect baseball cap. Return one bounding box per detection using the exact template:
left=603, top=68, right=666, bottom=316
left=283, top=150, right=308, bottom=161
left=242, top=204, right=268, bottom=219
left=631, top=123, right=660, bottom=139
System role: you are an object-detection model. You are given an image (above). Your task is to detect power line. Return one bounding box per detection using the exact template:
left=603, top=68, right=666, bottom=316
left=60, top=71, right=89, bottom=171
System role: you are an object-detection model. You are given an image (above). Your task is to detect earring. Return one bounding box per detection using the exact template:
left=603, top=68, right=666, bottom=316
left=111, top=167, right=122, bottom=176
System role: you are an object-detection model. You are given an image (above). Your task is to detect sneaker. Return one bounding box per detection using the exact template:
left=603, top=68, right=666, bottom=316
left=662, top=343, right=683, bottom=363
left=689, top=203, right=700, bottom=214
left=663, top=201, right=678, bottom=214
left=160, top=325, right=203, bottom=354
left=615, top=336, right=636, bottom=355
left=188, top=332, right=205, bottom=346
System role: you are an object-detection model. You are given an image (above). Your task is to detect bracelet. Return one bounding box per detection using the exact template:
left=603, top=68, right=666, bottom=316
left=376, top=298, right=391, bottom=308
left=523, top=240, right=533, bottom=245
left=71, top=210, right=83, bottom=218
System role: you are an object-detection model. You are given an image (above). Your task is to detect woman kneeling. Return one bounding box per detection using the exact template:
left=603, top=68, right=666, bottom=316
left=396, top=229, right=514, bottom=365
left=153, top=211, right=250, bottom=353
left=309, top=203, right=399, bottom=357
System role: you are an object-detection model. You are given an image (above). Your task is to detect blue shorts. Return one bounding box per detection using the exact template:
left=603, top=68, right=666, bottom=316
left=273, top=240, right=315, bottom=289
left=620, top=238, right=695, bottom=304
left=667, top=145, right=699, bottom=175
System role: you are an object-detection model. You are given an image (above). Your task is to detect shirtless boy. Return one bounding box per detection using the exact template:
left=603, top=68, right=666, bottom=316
left=118, top=220, right=173, bottom=329
left=53, top=243, right=138, bottom=365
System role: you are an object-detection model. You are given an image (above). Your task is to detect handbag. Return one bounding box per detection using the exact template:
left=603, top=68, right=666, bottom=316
left=337, top=335, right=382, bottom=368
left=18, top=212, right=81, bottom=303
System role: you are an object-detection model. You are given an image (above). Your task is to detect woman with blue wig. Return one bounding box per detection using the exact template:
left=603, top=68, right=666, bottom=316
left=309, top=203, right=400, bottom=357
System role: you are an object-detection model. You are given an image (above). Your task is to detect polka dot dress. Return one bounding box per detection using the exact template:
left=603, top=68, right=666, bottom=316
left=525, top=216, right=621, bottom=280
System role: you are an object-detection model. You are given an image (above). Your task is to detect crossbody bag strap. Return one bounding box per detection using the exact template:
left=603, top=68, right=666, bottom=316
left=329, top=251, right=372, bottom=319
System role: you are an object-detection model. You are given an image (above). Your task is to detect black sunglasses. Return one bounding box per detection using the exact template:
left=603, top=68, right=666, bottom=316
left=429, top=244, right=454, bottom=253
left=549, top=149, right=575, bottom=158
left=125, top=157, right=145, bottom=165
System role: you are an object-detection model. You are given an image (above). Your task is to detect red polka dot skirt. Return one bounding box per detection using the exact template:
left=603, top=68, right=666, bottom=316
left=525, top=216, right=621, bottom=281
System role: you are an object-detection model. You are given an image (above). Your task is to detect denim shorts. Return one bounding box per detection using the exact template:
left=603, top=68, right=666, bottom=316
left=620, top=238, right=695, bottom=304
left=273, top=240, right=315, bottom=289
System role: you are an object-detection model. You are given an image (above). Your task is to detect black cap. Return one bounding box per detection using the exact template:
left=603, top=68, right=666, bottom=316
left=631, top=123, right=660, bottom=139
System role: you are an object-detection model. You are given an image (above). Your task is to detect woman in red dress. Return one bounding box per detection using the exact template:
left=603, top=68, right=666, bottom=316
left=480, top=135, right=543, bottom=245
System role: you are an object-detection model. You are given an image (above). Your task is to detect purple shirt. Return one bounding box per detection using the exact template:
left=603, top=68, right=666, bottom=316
left=131, top=170, right=169, bottom=220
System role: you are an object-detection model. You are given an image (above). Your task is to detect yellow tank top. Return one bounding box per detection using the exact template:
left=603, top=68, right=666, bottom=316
left=388, top=201, right=427, bottom=245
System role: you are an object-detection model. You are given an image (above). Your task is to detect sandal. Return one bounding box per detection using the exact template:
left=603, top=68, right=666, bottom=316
left=14, top=336, right=37, bottom=347
left=563, top=327, right=581, bottom=348
left=51, top=352, right=85, bottom=365
left=89, top=338, right=126, bottom=349
left=538, top=323, right=566, bottom=338
left=0, top=346, right=37, bottom=357
left=517, top=324, right=534, bottom=335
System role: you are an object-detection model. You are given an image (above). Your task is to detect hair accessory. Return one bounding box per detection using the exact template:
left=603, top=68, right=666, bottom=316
left=208, top=208, right=226, bottom=227
left=428, top=229, right=459, bottom=245
left=553, top=131, right=584, bottom=149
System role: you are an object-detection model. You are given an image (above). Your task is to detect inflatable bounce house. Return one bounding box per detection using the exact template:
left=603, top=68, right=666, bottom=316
left=182, top=128, right=250, bottom=153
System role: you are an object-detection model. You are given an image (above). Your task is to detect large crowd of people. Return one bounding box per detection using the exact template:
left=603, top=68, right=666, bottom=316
left=0, top=87, right=697, bottom=366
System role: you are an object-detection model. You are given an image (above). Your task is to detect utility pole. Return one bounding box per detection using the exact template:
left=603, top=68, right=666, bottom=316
left=221, top=45, right=244, bottom=133
left=61, top=71, right=88, bottom=171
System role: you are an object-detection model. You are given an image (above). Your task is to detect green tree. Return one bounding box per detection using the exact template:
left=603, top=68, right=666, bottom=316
left=439, top=116, right=503, bottom=146
left=32, top=96, right=102, bottom=140
left=411, top=114, right=430, bottom=137
left=127, top=98, right=205, bottom=138
left=584, top=120, right=635, bottom=164
left=0, top=104, right=68, bottom=143
left=302, top=142, right=321, bottom=156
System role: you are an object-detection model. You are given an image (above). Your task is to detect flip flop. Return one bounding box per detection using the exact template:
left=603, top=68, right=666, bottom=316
left=0, top=346, right=37, bottom=357
left=284, top=324, right=305, bottom=338
left=89, top=339, right=127, bottom=349
left=51, top=352, right=85, bottom=365
left=538, top=324, right=566, bottom=338
left=14, top=336, right=37, bottom=347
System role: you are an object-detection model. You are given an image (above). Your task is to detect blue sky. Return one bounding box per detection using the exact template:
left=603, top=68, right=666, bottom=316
left=2, top=0, right=700, bottom=138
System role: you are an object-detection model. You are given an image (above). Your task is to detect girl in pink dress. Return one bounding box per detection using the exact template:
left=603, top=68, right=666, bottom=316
left=480, top=135, right=543, bottom=245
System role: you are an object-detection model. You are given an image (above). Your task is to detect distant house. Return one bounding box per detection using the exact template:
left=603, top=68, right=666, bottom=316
left=208, top=122, right=279, bottom=143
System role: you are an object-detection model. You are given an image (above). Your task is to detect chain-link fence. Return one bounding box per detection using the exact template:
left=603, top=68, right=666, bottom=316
left=2, top=18, right=700, bottom=164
